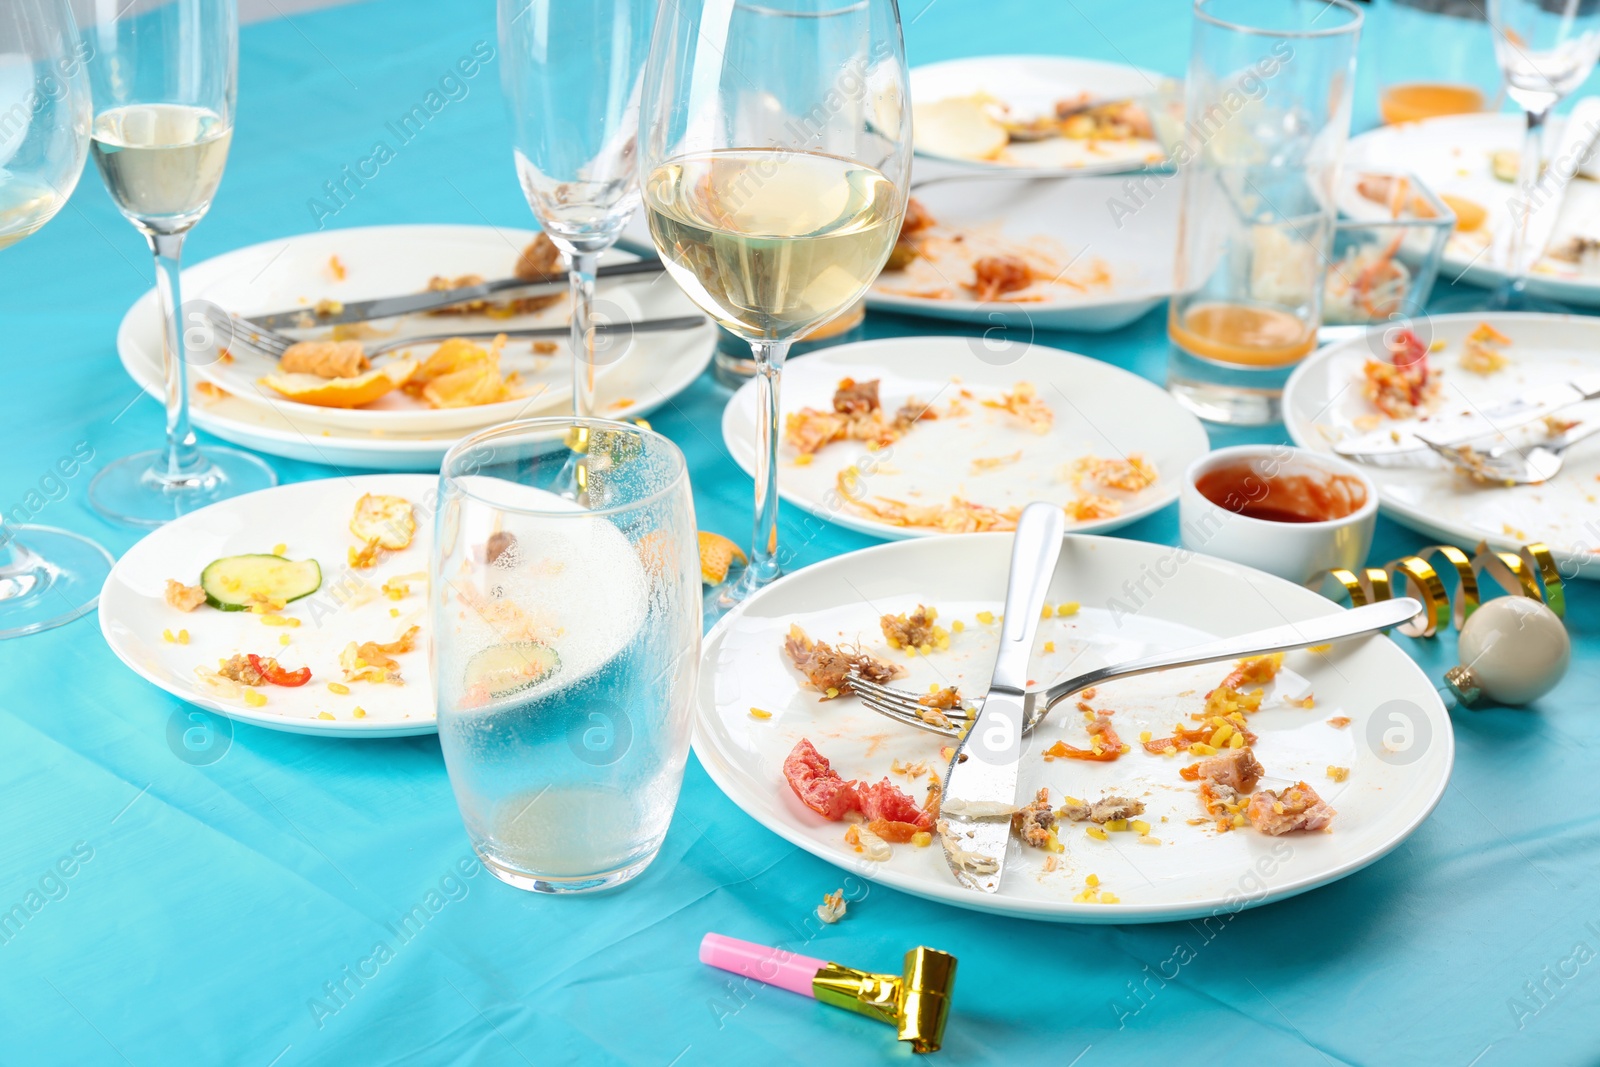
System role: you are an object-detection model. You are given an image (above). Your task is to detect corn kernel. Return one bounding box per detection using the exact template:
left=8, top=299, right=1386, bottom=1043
left=1041, top=604, right=1053, bottom=619
left=1086, top=827, right=1108, bottom=840
left=260, top=614, right=298, bottom=627
left=327, top=682, right=350, bottom=695
left=317, top=711, right=335, bottom=720
left=353, top=707, right=367, bottom=719
left=824, top=687, right=840, bottom=698
left=272, top=543, right=287, bottom=556
left=1189, top=743, right=1218, bottom=756
left=242, top=690, right=267, bottom=708
left=279, top=633, right=291, bottom=646
left=1057, top=601, right=1080, bottom=616
left=1138, top=730, right=1152, bottom=743
left=1043, top=641, right=1056, bottom=653
left=793, top=454, right=813, bottom=466
left=162, top=629, right=176, bottom=643
left=1233, top=813, right=1247, bottom=828
left=951, top=620, right=965, bottom=633
left=749, top=707, right=772, bottom=720
left=1131, top=819, right=1150, bottom=836
left=1085, top=873, right=1100, bottom=887
left=390, top=608, right=400, bottom=617
left=1105, top=819, right=1128, bottom=832
left=1229, top=732, right=1246, bottom=749
left=1327, top=765, right=1349, bottom=782
left=1100, top=892, right=1120, bottom=904
left=177, top=629, right=190, bottom=645
left=976, top=611, right=995, bottom=625
left=911, top=832, right=932, bottom=848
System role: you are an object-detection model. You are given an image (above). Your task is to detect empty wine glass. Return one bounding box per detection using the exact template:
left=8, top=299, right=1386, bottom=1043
left=497, top=0, right=655, bottom=419
left=640, top=0, right=913, bottom=608
left=0, top=0, right=116, bottom=639
left=1487, top=0, right=1600, bottom=308
left=84, top=0, right=276, bottom=527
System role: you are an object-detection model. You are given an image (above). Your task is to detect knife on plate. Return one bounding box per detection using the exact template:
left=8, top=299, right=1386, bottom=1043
left=939, top=501, right=1065, bottom=894
left=245, top=257, right=667, bottom=330
left=1333, top=373, right=1600, bottom=459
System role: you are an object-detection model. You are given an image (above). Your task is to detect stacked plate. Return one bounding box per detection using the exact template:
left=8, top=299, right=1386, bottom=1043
left=116, top=224, right=717, bottom=471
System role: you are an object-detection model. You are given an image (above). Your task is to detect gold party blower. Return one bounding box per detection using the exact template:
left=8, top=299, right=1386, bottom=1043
left=699, top=932, right=957, bottom=1052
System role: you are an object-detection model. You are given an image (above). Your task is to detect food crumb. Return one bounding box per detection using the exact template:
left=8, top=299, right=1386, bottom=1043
left=243, top=690, right=268, bottom=708
left=328, top=682, right=351, bottom=695
left=976, top=611, right=995, bottom=625
left=272, top=542, right=287, bottom=556
left=749, top=707, right=773, bottom=720
left=278, top=633, right=291, bottom=646
left=317, top=711, right=335, bottom=720
left=817, top=889, right=847, bottom=924
left=1057, top=601, right=1080, bottom=616
left=1327, top=716, right=1351, bottom=729
left=353, top=707, right=367, bottom=719
left=1327, top=765, right=1350, bottom=782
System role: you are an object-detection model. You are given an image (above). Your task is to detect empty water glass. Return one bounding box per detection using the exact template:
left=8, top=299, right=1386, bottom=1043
left=433, top=418, right=700, bottom=893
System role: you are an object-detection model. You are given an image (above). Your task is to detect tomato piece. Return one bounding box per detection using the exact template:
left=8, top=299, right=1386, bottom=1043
left=783, top=739, right=860, bottom=820
left=248, top=653, right=312, bottom=687
left=858, top=779, right=932, bottom=830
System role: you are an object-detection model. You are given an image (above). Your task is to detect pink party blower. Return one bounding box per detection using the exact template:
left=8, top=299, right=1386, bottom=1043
left=699, top=932, right=957, bottom=1053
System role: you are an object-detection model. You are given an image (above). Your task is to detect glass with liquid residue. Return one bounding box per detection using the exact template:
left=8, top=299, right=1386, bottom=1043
left=433, top=419, right=700, bottom=893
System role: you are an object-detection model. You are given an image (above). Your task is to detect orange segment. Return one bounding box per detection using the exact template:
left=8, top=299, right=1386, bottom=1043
left=698, top=531, right=748, bottom=585
left=261, top=359, right=416, bottom=408
left=1439, top=193, right=1486, bottom=233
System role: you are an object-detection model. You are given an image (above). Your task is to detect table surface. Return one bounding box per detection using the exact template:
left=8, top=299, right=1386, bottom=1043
left=3, top=2, right=1598, bottom=1064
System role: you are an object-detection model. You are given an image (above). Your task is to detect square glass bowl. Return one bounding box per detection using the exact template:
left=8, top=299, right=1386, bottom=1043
left=1322, top=171, right=1454, bottom=331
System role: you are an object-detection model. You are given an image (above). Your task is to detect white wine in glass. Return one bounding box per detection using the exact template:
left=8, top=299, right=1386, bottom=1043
left=85, top=0, right=276, bottom=527
left=640, top=0, right=912, bottom=609
left=0, top=0, right=117, bottom=640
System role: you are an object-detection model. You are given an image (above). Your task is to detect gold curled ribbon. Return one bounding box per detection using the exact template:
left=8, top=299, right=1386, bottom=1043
left=1321, top=541, right=1563, bottom=638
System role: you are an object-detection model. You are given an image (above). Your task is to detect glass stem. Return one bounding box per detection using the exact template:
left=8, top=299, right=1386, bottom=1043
left=0, top=532, right=46, bottom=604
left=1507, top=106, right=1550, bottom=289
left=569, top=250, right=599, bottom=419
left=748, top=338, right=791, bottom=588
left=148, top=230, right=205, bottom=481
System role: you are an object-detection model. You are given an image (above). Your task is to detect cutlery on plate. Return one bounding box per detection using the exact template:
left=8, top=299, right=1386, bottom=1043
left=243, top=257, right=668, bottom=330
left=1419, top=415, right=1600, bottom=485
left=207, top=308, right=707, bottom=362
left=1332, top=373, right=1600, bottom=460
left=938, top=501, right=1065, bottom=894
left=851, top=597, right=1425, bottom=739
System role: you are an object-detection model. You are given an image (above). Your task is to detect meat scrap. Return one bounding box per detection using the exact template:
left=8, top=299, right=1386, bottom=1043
left=967, top=254, right=1034, bottom=302
left=1012, top=788, right=1062, bottom=851
left=1246, top=781, right=1336, bottom=835
left=880, top=604, right=946, bottom=652
left=832, top=377, right=881, bottom=416
left=165, top=579, right=207, bottom=613
left=1057, top=794, right=1146, bottom=824
left=1184, top=746, right=1266, bottom=832
left=783, top=624, right=904, bottom=699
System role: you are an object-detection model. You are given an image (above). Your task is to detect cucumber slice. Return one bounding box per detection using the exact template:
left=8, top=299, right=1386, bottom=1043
left=199, top=554, right=322, bottom=612
left=464, top=641, right=561, bottom=699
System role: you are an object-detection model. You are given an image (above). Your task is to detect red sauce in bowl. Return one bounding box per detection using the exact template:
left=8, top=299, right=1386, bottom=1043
left=1195, top=462, right=1367, bottom=523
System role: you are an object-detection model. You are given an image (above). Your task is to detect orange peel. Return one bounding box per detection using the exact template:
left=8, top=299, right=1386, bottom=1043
left=262, top=359, right=415, bottom=409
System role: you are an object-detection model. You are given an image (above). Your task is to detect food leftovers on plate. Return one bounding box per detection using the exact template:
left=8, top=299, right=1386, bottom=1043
left=913, top=91, right=1162, bottom=165
left=876, top=198, right=1114, bottom=304
left=1360, top=326, right=1439, bottom=420
left=772, top=606, right=1340, bottom=882
left=162, top=494, right=426, bottom=720
left=783, top=376, right=1159, bottom=532
left=261, top=333, right=530, bottom=411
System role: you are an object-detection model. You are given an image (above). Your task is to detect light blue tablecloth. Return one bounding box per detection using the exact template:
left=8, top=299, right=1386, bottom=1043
left=3, top=2, right=1597, bottom=1064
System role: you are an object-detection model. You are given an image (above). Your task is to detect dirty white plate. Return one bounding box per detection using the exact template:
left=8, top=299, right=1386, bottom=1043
left=1343, top=113, right=1600, bottom=307
left=99, top=475, right=439, bottom=737
left=722, top=337, right=1209, bottom=540
left=1284, top=312, right=1600, bottom=578
left=116, top=226, right=715, bottom=470
left=695, top=533, right=1453, bottom=922
left=909, top=55, right=1173, bottom=173
left=867, top=173, right=1176, bottom=332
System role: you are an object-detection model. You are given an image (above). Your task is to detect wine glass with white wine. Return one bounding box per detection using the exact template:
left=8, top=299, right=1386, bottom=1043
left=84, top=0, right=275, bottom=527
left=640, top=0, right=912, bottom=608
left=0, top=0, right=117, bottom=639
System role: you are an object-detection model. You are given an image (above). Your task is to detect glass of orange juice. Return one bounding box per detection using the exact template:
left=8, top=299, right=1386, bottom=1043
left=1374, top=0, right=1500, bottom=126
left=1167, top=0, right=1363, bottom=425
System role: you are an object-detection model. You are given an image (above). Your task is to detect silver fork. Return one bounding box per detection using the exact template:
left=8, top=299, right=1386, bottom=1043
left=848, top=597, right=1424, bottom=738
left=205, top=308, right=706, bottom=362
left=1418, top=417, right=1600, bottom=485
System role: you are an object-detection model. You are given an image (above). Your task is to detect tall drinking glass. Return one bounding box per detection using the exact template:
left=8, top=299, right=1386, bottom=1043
left=1167, top=0, right=1362, bottom=426
left=1487, top=0, right=1600, bottom=309
left=433, top=418, right=700, bottom=893
left=0, top=0, right=116, bottom=639
left=640, top=0, right=912, bottom=607
left=497, top=0, right=655, bottom=419
left=84, top=0, right=275, bottom=527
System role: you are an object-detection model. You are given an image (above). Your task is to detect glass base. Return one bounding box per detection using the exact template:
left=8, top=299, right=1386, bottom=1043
left=477, top=846, right=660, bottom=894
left=0, top=526, right=115, bottom=639
left=704, top=554, right=779, bottom=625
left=89, top=447, right=278, bottom=528
left=1166, top=346, right=1292, bottom=426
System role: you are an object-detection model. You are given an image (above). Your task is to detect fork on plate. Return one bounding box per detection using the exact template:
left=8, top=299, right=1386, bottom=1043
left=847, top=597, right=1424, bottom=738
left=204, top=308, right=707, bottom=362
left=1418, top=418, right=1600, bottom=486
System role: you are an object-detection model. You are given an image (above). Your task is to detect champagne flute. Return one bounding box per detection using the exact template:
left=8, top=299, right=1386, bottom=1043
left=640, top=0, right=912, bottom=607
left=497, top=0, right=655, bottom=419
left=0, top=0, right=117, bottom=639
left=1486, top=0, right=1600, bottom=309
left=84, top=0, right=275, bottom=527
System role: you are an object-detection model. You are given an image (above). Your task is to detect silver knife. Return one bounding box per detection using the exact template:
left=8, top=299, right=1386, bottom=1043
left=1333, top=373, right=1600, bottom=459
left=939, top=501, right=1065, bottom=894
left=245, top=258, right=667, bottom=330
